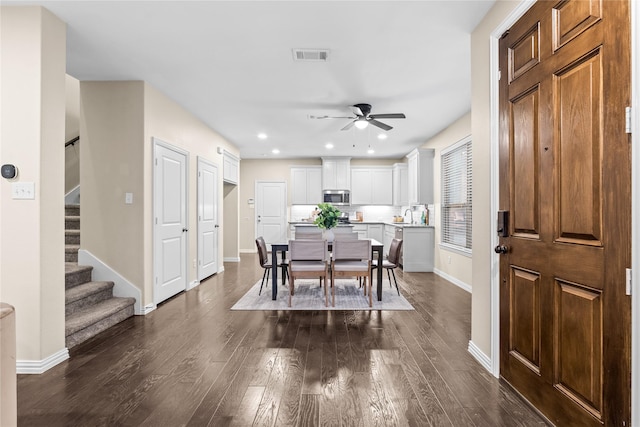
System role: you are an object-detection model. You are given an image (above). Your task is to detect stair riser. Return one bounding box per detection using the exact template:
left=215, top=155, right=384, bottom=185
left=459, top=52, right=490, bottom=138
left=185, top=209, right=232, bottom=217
left=65, top=232, right=80, bottom=245
left=65, top=252, right=78, bottom=263
left=65, top=218, right=80, bottom=230
left=65, top=206, right=80, bottom=216
left=66, top=305, right=134, bottom=348
left=66, top=289, right=113, bottom=316
left=66, top=269, right=93, bottom=289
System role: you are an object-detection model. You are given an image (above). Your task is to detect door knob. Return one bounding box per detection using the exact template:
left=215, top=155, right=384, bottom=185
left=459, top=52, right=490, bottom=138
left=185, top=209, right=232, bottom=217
left=214, top=224, right=219, bottom=228
left=494, top=245, right=508, bottom=254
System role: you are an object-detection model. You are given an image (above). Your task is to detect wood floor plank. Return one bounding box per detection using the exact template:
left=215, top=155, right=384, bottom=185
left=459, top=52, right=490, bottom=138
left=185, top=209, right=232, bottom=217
left=17, top=254, right=549, bottom=427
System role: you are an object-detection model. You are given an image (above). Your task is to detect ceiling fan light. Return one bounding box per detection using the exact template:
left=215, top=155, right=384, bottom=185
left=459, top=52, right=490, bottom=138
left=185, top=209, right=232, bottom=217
left=354, top=120, right=368, bottom=130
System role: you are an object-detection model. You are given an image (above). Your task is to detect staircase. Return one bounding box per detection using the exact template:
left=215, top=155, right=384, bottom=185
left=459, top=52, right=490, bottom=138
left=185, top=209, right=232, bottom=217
left=65, top=205, right=136, bottom=349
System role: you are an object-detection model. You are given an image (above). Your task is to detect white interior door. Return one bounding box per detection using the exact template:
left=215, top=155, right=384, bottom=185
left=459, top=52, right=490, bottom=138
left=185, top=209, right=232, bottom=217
left=154, top=139, right=188, bottom=304
left=197, top=157, right=218, bottom=280
left=256, top=181, right=287, bottom=250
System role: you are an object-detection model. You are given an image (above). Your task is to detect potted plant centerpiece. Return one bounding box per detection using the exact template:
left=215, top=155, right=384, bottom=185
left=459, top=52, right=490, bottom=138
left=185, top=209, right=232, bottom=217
left=313, top=202, right=341, bottom=242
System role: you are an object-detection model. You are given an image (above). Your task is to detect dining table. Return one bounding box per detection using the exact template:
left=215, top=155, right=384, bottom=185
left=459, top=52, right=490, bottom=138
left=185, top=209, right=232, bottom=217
left=270, top=238, right=385, bottom=301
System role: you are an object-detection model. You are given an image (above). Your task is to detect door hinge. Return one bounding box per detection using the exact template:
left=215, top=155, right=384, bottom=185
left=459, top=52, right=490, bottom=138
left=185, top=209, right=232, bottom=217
left=497, top=69, right=502, bottom=81
left=155, top=158, right=158, bottom=166
left=625, top=107, right=632, bottom=134
left=626, top=268, right=632, bottom=296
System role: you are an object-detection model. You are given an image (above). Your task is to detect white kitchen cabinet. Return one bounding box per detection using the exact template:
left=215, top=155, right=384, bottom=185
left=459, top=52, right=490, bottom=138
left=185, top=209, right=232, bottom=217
left=406, top=148, right=434, bottom=205
left=290, top=166, right=322, bottom=205
left=352, top=223, right=368, bottom=240
left=393, top=163, right=408, bottom=206
left=350, top=167, right=393, bottom=205
left=322, top=157, right=350, bottom=190
left=222, top=151, right=239, bottom=185
left=367, top=224, right=383, bottom=243
left=401, top=227, right=434, bottom=272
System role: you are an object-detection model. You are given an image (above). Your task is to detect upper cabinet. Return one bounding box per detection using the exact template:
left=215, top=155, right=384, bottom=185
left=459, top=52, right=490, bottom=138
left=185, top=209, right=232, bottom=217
left=290, top=166, right=322, bottom=205
left=392, top=163, right=408, bottom=206
left=351, top=167, right=393, bottom=205
left=322, top=157, right=350, bottom=190
left=406, top=148, right=434, bottom=204
left=223, top=151, right=239, bottom=185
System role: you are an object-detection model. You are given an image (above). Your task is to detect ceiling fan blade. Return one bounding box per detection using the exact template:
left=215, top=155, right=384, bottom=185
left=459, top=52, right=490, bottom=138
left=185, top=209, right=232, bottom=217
left=369, top=113, right=406, bottom=119
left=341, top=120, right=357, bottom=131
left=368, top=119, right=393, bottom=131
left=309, top=115, right=355, bottom=120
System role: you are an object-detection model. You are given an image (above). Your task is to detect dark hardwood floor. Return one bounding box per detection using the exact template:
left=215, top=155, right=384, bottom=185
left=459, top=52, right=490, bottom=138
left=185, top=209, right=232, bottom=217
left=18, top=254, right=549, bottom=426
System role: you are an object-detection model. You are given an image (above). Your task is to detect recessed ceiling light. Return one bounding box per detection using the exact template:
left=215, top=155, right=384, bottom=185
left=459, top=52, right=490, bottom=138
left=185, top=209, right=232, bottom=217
left=377, top=134, right=387, bottom=140
left=257, top=133, right=268, bottom=140
left=325, top=143, right=334, bottom=149
left=367, top=149, right=375, bottom=154
left=272, top=148, right=280, bottom=154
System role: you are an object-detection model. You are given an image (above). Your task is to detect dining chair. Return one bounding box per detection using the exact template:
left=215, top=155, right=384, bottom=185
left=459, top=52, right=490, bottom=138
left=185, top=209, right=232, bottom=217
left=331, top=239, right=372, bottom=307
left=287, top=239, right=329, bottom=307
left=255, top=236, right=288, bottom=295
left=372, top=238, right=403, bottom=296
left=294, top=228, right=323, bottom=239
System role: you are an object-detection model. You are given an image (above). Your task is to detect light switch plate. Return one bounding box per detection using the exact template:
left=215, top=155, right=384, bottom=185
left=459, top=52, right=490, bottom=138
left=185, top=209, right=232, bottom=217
left=12, top=182, right=35, bottom=199
left=125, top=192, right=133, bottom=204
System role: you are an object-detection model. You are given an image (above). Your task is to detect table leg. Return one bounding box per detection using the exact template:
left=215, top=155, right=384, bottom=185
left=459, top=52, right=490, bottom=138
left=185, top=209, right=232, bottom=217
left=271, top=248, right=278, bottom=300
left=377, top=248, right=383, bottom=301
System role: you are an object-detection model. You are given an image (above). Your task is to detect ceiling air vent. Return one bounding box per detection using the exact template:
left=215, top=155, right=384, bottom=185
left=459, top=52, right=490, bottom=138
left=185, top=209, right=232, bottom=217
left=292, top=49, right=330, bottom=62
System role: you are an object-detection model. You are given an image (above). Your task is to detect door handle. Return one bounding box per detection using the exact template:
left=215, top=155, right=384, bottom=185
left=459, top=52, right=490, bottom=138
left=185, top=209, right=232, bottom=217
left=182, top=228, right=188, bottom=233
left=257, top=215, right=261, bottom=223
left=214, top=224, right=219, bottom=228
left=494, top=245, right=508, bottom=254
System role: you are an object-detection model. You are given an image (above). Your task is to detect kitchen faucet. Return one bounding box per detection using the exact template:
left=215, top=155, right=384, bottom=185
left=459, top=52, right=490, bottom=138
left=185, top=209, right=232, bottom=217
left=404, top=208, right=413, bottom=224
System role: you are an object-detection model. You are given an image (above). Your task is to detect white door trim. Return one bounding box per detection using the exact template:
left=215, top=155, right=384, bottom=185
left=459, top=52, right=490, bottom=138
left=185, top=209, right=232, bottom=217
left=152, top=137, right=189, bottom=305
left=197, top=156, right=218, bottom=281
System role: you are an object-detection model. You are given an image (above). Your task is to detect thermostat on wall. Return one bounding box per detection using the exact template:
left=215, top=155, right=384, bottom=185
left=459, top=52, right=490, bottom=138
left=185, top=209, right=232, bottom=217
left=1, top=164, right=17, bottom=179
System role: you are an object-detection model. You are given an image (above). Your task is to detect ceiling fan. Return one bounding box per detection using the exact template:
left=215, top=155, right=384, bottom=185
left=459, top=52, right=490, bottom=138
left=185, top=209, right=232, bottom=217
left=310, top=103, right=406, bottom=131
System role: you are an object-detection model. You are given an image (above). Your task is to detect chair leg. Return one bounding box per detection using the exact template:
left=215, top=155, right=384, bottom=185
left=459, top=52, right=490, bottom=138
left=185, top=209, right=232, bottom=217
left=259, top=268, right=269, bottom=295
left=391, top=269, right=400, bottom=296
left=387, top=269, right=392, bottom=287
left=367, top=275, right=372, bottom=307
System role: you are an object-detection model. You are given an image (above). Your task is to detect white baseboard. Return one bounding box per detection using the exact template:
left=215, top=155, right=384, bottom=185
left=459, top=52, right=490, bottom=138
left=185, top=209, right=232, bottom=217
left=64, top=185, right=80, bottom=205
left=223, top=257, right=241, bottom=262
left=434, top=268, right=472, bottom=293
left=77, top=249, right=143, bottom=315
left=17, top=348, right=69, bottom=374
left=468, top=340, right=492, bottom=373
left=187, top=280, right=200, bottom=290
left=218, top=266, right=225, bottom=273
left=239, top=249, right=256, bottom=254
left=140, top=303, right=156, bottom=315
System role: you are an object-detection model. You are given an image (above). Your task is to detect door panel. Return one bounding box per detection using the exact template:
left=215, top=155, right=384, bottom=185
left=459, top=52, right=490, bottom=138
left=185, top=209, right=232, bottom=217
left=498, top=1, right=630, bottom=425
left=154, top=141, right=188, bottom=304
left=198, top=158, right=218, bottom=280
left=256, top=182, right=287, bottom=250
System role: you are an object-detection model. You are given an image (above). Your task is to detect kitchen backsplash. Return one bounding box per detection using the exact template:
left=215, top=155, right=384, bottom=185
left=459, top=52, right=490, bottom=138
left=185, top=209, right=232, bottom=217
left=290, top=204, right=434, bottom=224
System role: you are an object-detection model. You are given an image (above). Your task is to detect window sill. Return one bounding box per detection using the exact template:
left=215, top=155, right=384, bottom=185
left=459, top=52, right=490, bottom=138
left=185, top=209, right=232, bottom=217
left=439, top=243, right=472, bottom=258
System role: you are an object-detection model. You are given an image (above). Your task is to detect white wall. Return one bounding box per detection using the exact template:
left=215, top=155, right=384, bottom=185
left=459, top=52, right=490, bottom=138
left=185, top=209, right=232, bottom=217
left=470, top=0, right=522, bottom=360
left=80, top=81, right=240, bottom=307
left=0, top=6, right=66, bottom=363
left=419, top=113, right=472, bottom=289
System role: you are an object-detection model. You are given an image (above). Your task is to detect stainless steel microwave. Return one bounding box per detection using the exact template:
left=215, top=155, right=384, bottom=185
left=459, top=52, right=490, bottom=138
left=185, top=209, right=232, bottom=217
left=323, top=190, right=350, bottom=206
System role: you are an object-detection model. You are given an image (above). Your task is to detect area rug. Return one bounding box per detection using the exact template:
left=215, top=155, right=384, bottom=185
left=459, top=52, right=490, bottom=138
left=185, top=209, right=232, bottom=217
left=231, top=278, right=414, bottom=311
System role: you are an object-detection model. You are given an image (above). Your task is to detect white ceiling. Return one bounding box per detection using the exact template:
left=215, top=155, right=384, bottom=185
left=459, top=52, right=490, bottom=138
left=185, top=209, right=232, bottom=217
left=9, top=1, right=495, bottom=159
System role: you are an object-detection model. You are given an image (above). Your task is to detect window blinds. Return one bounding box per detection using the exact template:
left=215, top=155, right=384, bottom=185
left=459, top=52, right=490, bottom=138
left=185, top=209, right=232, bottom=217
left=441, top=137, right=472, bottom=251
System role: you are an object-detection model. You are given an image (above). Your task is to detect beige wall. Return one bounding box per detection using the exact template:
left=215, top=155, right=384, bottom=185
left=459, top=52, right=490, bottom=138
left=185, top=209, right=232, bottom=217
left=80, top=81, right=239, bottom=307
left=419, top=112, right=473, bottom=287
left=470, top=0, right=521, bottom=357
left=0, top=6, right=66, bottom=361
left=65, top=75, right=80, bottom=194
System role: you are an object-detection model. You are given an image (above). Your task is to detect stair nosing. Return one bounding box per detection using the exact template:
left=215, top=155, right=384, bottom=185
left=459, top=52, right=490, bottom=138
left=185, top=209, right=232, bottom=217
left=65, top=297, right=136, bottom=336
left=65, top=281, right=114, bottom=304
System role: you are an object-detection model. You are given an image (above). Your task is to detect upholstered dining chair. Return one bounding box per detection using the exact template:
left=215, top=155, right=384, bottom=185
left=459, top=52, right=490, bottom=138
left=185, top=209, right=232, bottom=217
left=294, top=228, right=323, bottom=239
left=331, top=239, right=372, bottom=307
left=255, top=236, right=288, bottom=295
left=287, top=239, right=329, bottom=307
left=372, top=238, right=403, bottom=296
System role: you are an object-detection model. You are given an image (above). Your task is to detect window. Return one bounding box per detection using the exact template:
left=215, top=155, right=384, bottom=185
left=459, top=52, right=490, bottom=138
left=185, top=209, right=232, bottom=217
left=441, top=136, right=472, bottom=253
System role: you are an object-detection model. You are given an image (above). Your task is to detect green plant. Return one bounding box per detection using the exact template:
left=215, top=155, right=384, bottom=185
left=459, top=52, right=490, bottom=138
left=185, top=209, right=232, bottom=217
left=313, top=203, right=341, bottom=229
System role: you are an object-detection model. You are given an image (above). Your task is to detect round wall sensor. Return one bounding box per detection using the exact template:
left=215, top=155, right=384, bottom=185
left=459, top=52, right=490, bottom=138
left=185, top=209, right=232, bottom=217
left=1, top=164, right=18, bottom=179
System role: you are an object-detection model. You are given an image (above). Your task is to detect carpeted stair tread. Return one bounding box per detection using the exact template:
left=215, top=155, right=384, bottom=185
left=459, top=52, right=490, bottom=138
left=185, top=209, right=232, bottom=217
left=65, top=229, right=80, bottom=245
left=66, top=281, right=114, bottom=305
left=65, top=245, right=80, bottom=262
left=65, top=297, right=136, bottom=337
left=65, top=204, right=80, bottom=216
left=65, top=216, right=80, bottom=230
left=65, top=263, right=93, bottom=289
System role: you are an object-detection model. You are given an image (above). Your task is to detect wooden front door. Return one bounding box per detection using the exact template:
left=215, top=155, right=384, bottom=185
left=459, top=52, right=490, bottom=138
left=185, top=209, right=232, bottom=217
left=498, top=1, right=631, bottom=425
